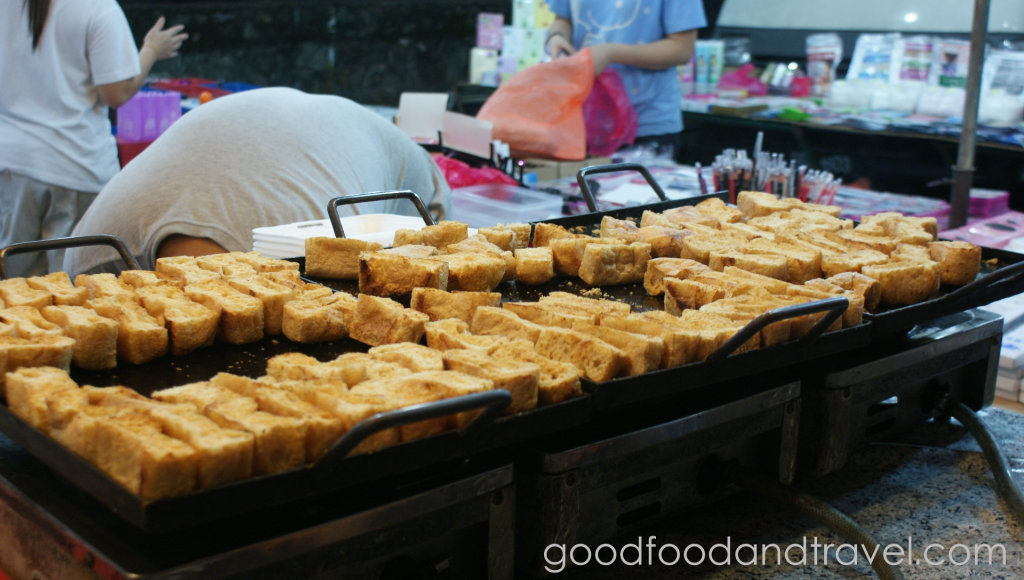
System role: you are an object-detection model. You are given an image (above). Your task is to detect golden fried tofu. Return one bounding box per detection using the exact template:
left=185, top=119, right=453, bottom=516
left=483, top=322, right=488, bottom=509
left=425, top=318, right=508, bottom=353
left=660, top=206, right=720, bottom=229
left=819, top=249, right=890, bottom=278
left=637, top=226, right=691, bottom=258
left=380, top=244, right=440, bottom=259
left=393, top=221, right=468, bottom=251
left=721, top=267, right=792, bottom=295
left=75, top=273, right=135, bottom=301
left=743, top=238, right=822, bottom=284
left=118, top=270, right=184, bottom=290
left=708, top=251, right=787, bottom=281
left=825, top=272, right=881, bottom=311
left=694, top=197, right=742, bottom=224
left=41, top=306, right=118, bottom=370
left=26, top=272, right=87, bottom=306
left=737, top=190, right=800, bottom=219
left=195, top=254, right=257, bottom=278
left=478, top=223, right=531, bottom=251
left=643, top=258, right=710, bottom=296
left=155, top=256, right=222, bottom=284
left=571, top=322, right=663, bottom=377
left=135, top=285, right=219, bottom=355
left=578, top=242, right=651, bottom=286
left=664, top=278, right=725, bottom=313
left=410, top=287, right=501, bottom=323
left=87, top=295, right=168, bottom=364
left=490, top=340, right=581, bottom=405
left=514, top=247, right=555, bottom=285
left=5, top=366, right=78, bottom=434
left=534, top=327, right=625, bottom=382
left=442, top=349, right=539, bottom=413
left=349, top=294, right=429, bottom=346
left=928, top=241, right=982, bottom=286
left=224, top=275, right=293, bottom=335
left=447, top=235, right=516, bottom=282
left=311, top=389, right=399, bottom=454
left=538, top=292, right=631, bottom=317
left=358, top=251, right=449, bottom=296
left=0, top=278, right=51, bottom=309
left=825, top=230, right=897, bottom=255
left=861, top=262, right=939, bottom=306
left=550, top=237, right=620, bottom=277
left=281, top=297, right=349, bottom=343
left=369, top=342, right=444, bottom=372
left=470, top=306, right=545, bottom=343
left=0, top=306, right=64, bottom=339
left=600, top=314, right=699, bottom=368
left=184, top=279, right=264, bottom=344
left=426, top=252, right=505, bottom=291
left=599, top=216, right=641, bottom=242
left=304, top=237, right=384, bottom=280
left=266, top=352, right=349, bottom=382
left=532, top=222, right=579, bottom=247
left=502, top=302, right=595, bottom=329
left=680, top=233, right=747, bottom=265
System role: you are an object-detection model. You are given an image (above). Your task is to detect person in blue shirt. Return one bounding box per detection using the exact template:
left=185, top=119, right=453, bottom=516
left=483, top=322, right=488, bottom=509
left=546, top=0, right=707, bottom=157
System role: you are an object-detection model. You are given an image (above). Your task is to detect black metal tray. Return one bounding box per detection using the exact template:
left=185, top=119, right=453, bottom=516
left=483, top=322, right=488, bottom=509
left=0, top=233, right=590, bottom=533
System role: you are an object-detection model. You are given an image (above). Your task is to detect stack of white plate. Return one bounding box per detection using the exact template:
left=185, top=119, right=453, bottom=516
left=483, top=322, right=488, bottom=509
left=252, top=214, right=431, bottom=259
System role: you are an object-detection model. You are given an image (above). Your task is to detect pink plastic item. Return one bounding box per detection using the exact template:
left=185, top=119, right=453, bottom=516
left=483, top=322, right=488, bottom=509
left=790, top=76, right=811, bottom=98
left=939, top=211, right=1024, bottom=249
left=715, top=64, right=768, bottom=97
left=432, top=155, right=518, bottom=189
left=582, top=68, right=638, bottom=157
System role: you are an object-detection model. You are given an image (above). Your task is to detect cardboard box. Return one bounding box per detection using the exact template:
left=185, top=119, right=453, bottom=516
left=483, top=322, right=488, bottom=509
left=521, top=156, right=613, bottom=182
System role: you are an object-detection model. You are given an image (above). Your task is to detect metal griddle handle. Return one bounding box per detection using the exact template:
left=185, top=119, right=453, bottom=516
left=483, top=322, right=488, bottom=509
left=705, top=296, right=849, bottom=364
left=327, top=190, right=436, bottom=238
left=932, top=259, right=1024, bottom=308
left=315, top=390, right=512, bottom=467
left=576, top=163, right=669, bottom=213
left=0, top=234, right=140, bottom=280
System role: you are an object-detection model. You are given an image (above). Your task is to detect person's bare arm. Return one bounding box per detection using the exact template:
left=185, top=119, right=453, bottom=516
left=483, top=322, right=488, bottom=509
left=96, top=17, right=187, bottom=108
left=157, top=235, right=227, bottom=259
left=546, top=17, right=576, bottom=58
left=589, top=30, right=697, bottom=74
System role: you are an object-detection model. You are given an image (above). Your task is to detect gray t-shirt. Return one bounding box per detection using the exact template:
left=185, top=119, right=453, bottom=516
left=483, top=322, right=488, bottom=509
left=64, top=87, right=450, bottom=276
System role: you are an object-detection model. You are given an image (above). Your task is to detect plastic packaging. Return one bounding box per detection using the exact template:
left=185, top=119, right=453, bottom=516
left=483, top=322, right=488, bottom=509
left=582, top=68, right=638, bottom=157
left=477, top=48, right=593, bottom=160
left=916, top=85, right=966, bottom=118
left=694, top=41, right=712, bottom=94
left=116, top=91, right=181, bottom=143
left=707, top=40, right=726, bottom=92
left=979, top=48, right=1024, bottom=125
left=451, top=184, right=563, bottom=228
left=806, top=33, right=843, bottom=98
left=846, top=33, right=899, bottom=81
left=931, top=39, right=971, bottom=88
left=716, top=63, right=768, bottom=97
left=432, top=155, right=518, bottom=189
left=891, top=36, right=934, bottom=83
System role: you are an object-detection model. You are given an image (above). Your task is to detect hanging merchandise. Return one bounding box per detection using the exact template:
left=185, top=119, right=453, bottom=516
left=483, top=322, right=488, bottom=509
left=846, top=33, right=899, bottom=82
left=890, top=35, right=934, bottom=83
left=980, top=48, right=1024, bottom=125
left=930, top=39, right=971, bottom=88
left=477, top=48, right=594, bottom=160
left=806, top=33, right=843, bottom=98
left=582, top=68, right=638, bottom=157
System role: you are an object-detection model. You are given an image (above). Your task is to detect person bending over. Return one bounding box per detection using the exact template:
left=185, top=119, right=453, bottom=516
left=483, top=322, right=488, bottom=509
left=546, top=0, right=706, bottom=156
left=64, top=87, right=451, bottom=276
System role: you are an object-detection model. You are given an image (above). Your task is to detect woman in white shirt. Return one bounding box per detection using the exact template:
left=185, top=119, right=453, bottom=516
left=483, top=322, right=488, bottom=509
left=0, top=0, right=187, bottom=277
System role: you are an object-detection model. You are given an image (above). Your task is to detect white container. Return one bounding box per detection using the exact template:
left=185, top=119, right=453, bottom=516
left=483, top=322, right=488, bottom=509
left=252, top=214, right=451, bottom=259
left=451, top=184, right=563, bottom=228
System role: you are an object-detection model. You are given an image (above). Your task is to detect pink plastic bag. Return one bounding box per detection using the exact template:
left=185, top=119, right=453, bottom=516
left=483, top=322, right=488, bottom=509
left=583, top=68, right=638, bottom=156
left=432, top=155, right=517, bottom=189
left=716, top=63, right=768, bottom=97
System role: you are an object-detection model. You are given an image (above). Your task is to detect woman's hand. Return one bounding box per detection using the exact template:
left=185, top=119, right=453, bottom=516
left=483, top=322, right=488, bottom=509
left=590, top=44, right=618, bottom=74
left=143, top=17, right=188, bottom=60
left=547, top=34, right=576, bottom=59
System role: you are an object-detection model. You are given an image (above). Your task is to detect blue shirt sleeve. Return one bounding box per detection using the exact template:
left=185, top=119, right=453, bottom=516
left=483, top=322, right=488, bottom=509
left=663, top=0, right=707, bottom=34
left=547, top=0, right=571, bottom=20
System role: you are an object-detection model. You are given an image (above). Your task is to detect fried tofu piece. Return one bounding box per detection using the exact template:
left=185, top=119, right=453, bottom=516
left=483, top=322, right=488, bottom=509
left=478, top=223, right=531, bottom=251
left=539, top=292, right=631, bottom=317
left=86, top=296, right=168, bottom=364
left=550, top=237, right=623, bottom=277
left=694, top=197, right=743, bottom=224
left=660, top=206, right=720, bottom=229
left=380, top=244, right=440, bottom=259
left=825, top=272, right=881, bottom=311
left=0, top=306, right=64, bottom=339
left=442, top=350, right=539, bottom=413
left=265, top=353, right=346, bottom=383
left=826, top=230, right=897, bottom=255
left=26, top=272, right=87, bottom=306
left=636, top=226, right=691, bottom=258
left=410, top=287, right=501, bottom=323
left=600, top=216, right=641, bottom=242
left=721, top=266, right=793, bottom=295
left=599, top=314, right=697, bottom=368
left=644, top=258, right=710, bottom=296
left=680, top=233, right=747, bottom=265
left=708, top=251, right=787, bottom=281
left=224, top=275, right=293, bottom=335
left=861, top=262, right=939, bottom=306
left=929, top=241, right=982, bottom=286
left=532, top=222, right=578, bottom=248
left=311, top=389, right=399, bottom=454
left=393, top=221, right=468, bottom=251
left=260, top=269, right=304, bottom=288
left=349, top=294, right=429, bottom=347
left=195, top=254, right=257, bottom=278
left=470, top=306, right=545, bottom=343
left=304, top=237, right=383, bottom=280
left=40, top=306, right=117, bottom=370
left=244, top=387, right=344, bottom=461
left=668, top=309, right=758, bottom=358
left=664, top=278, right=725, bottom=313
left=280, top=292, right=355, bottom=344
left=358, top=251, right=449, bottom=296
left=0, top=278, right=51, bottom=309
left=44, top=388, right=89, bottom=444
left=787, top=209, right=853, bottom=231
left=571, top=322, right=663, bottom=377
left=502, top=302, right=596, bottom=328
left=155, top=256, right=222, bottom=284
left=820, top=249, right=890, bottom=278
left=743, top=238, right=822, bottom=284
left=786, top=286, right=865, bottom=328
left=62, top=409, right=198, bottom=499
left=184, top=279, right=264, bottom=344
left=699, top=299, right=791, bottom=348
left=75, top=273, right=135, bottom=301
left=426, top=252, right=505, bottom=292
left=348, top=378, right=448, bottom=440
left=369, top=342, right=444, bottom=372
left=447, top=236, right=516, bottom=282
left=534, top=327, right=624, bottom=382
left=402, top=370, right=497, bottom=427
left=722, top=222, right=775, bottom=241
left=737, top=190, right=800, bottom=219
left=135, top=285, right=220, bottom=355
left=578, top=242, right=651, bottom=286
left=5, top=366, right=77, bottom=434
left=514, top=247, right=555, bottom=285
left=489, top=340, right=581, bottom=405
left=890, top=243, right=933, bottom=264
left=87, top=386, right=255, bottom=489
left=425, top=318, right=508, bottom=353
left=230, top=252, right=300, bottom=273
left=118, top=270, right=184, bottom=290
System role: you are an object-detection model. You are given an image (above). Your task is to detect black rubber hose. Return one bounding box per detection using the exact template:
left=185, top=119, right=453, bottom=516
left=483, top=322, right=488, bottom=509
left=941, top=400, right=1024, bottom=527
left=725, top=463, right=904, bottom=580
